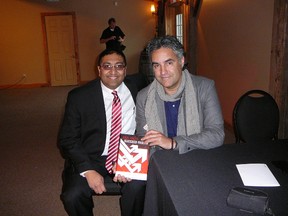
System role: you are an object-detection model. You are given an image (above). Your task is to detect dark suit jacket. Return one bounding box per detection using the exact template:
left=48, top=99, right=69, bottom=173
left=58, top=78, right=138, bottom=176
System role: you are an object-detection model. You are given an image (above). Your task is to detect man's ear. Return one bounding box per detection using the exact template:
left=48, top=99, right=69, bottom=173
left=97, top=66, right=101, bottom=77
left=181, top=57, right=185, bottom=68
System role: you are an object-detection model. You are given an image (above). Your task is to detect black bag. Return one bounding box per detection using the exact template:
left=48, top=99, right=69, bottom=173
left=227, top=187, right=269, bottom=215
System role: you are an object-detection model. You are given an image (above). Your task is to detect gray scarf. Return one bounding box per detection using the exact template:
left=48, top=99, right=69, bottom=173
left=145, top=69, right=200, bottom=136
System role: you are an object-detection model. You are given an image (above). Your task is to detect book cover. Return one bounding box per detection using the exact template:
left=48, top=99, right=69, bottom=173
left=115, top=134, right=150, bottom=181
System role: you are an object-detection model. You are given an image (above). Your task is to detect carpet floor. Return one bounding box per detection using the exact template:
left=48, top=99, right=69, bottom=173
left=0, top=86, right=234, bottom=216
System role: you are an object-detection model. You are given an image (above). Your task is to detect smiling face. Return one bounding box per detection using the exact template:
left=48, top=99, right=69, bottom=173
left=98, top=53, right=127, bottom=90
left=151, top=47, right=184, bottom=95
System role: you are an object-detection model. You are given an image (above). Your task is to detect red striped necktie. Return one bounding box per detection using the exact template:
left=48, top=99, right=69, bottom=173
left=105, top=90, right=122, bottom=173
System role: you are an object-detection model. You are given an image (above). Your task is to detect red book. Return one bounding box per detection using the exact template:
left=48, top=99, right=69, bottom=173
left=115, top=134, right=150, bottom=181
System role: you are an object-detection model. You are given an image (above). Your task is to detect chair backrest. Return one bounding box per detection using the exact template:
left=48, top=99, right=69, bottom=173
left=233, top=90, right=279, bottom=143
left=125, top=73, right=149, bottom=92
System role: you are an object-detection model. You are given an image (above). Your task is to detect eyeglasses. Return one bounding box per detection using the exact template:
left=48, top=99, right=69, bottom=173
left=101, top=64, right=126, bottom=71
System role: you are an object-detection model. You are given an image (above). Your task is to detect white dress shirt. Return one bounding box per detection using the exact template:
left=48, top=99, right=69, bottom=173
left=101, top=81, right=136, bottom=155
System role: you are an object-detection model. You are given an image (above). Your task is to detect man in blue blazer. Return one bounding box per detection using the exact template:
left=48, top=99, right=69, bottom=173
left=58, top=49, right=144, bottom=216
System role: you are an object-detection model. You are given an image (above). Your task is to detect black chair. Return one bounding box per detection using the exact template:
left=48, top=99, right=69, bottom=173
left=102, top=175, right=121, bottom=195
left=125, top=72, right=149, bottom=92
left=233, top=89, right=279, bottom=143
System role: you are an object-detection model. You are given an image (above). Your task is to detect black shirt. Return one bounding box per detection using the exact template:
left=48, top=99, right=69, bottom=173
left=100, top=26, right=125, bottom=50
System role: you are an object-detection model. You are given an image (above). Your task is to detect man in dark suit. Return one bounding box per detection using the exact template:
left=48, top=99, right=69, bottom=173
left=58, top=49, right=145, bottom=216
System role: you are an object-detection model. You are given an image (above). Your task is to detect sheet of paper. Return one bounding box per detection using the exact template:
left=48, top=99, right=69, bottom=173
left=236, top=163, right=280, bottom=187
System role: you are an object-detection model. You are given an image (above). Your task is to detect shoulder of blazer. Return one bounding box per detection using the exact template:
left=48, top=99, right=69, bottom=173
left=69, top=79, right=101, bottom=94
left=67, top=79, right=103, bottom=102
left=137, top=84, right=150, bottom=99
left=190, top=74, right=214, bottom=87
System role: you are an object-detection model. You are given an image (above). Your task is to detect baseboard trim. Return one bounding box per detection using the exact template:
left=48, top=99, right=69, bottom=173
left=0, top=83, right=49, bottom=89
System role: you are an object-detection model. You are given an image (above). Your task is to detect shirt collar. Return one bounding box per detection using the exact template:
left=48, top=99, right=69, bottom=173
left=100, top=81, right=124, bottom=94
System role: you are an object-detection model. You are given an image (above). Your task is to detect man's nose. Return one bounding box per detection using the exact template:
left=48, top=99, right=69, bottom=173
left=159, top=65, right=167, bottom=74
left=110, top=67, right=118, bottom=73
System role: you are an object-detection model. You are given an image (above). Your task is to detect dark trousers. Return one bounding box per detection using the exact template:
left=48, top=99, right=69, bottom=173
left=120, top=180, right=146, bottom=216
left=60, top=168, right=146, bottom=216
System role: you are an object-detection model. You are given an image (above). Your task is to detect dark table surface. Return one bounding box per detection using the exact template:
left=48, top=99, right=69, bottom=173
left=143, top=140, right=288, bottom=216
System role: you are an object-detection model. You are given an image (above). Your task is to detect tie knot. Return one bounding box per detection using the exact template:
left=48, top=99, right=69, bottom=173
left=112, top=90, right=120, bottom=103
left=112, top=90, right=118, bottom=97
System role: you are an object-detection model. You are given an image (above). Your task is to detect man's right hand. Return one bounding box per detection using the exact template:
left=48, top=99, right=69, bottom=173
left=84, top=170, right=106, bottom=194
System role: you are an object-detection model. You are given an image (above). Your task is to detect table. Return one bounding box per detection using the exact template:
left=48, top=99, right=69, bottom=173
left=143, top=140, right=288, bottom=216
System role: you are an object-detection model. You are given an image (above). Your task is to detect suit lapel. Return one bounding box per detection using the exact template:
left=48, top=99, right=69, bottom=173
left=88, top=79, right=107, bottom=134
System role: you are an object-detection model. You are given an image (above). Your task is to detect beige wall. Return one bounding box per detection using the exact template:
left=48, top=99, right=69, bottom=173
left=197, top=0, right=274, bottom=126
left=0, top=0, right=155, bottom=86
left=1, top=0, right=275, bottom=128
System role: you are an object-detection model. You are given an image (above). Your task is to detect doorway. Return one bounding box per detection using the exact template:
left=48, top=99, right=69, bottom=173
left=41, top=12, right=80, bottom=86
left=165, top=3, right=189, bottom=51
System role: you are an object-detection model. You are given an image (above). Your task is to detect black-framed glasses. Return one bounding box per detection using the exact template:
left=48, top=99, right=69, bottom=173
left=101, top=64, right=126, bottom=71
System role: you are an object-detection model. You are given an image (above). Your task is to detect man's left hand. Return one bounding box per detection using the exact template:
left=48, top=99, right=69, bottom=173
left=112, top=163, right=132, bottom=183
